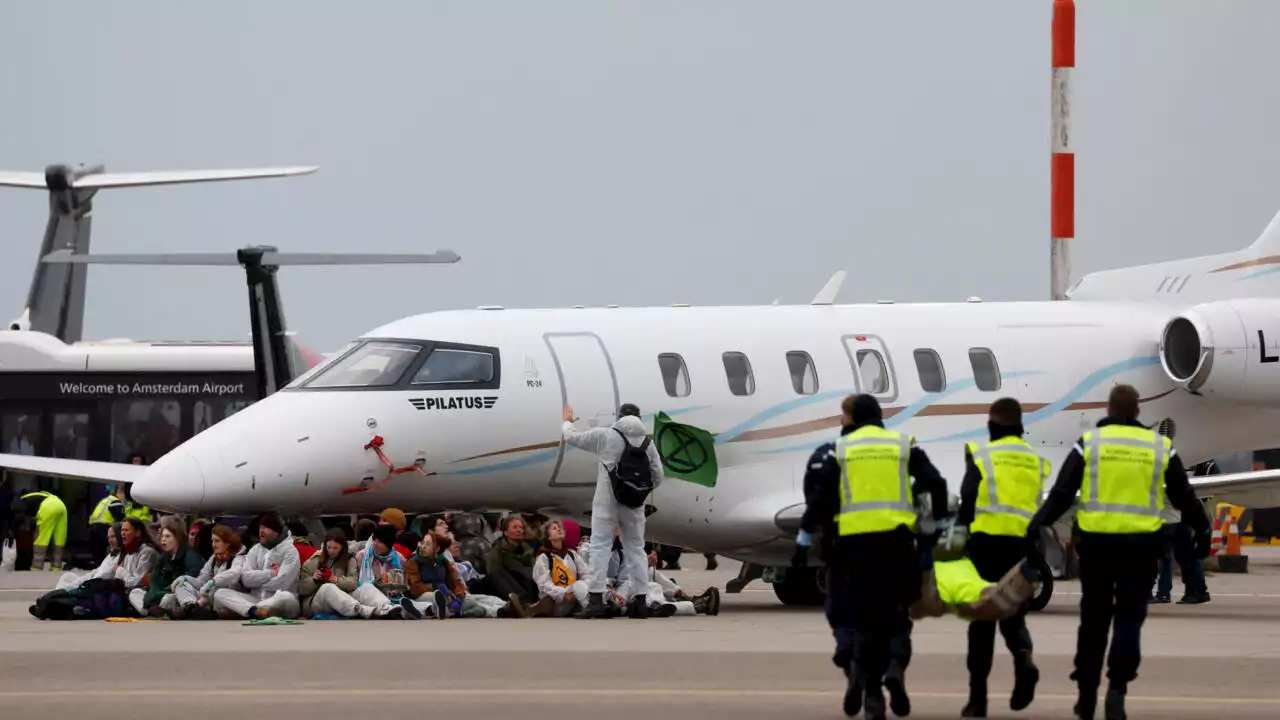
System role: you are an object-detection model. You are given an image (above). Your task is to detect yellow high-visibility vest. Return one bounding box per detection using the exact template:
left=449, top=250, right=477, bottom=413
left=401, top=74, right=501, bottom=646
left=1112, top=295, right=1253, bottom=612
left=835, top=426, right=917, bottom=535
left=966, top=436, right=1049, bottom=537
left=1078, top=424, right=1169, bottom=534
left=89, top=496, right=121, bottom=525
left=934, top=557, right=993, bottom=610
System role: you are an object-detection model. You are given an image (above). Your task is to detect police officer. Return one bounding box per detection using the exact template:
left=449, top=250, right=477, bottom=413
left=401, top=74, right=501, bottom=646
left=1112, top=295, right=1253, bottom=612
left=795, top=394, right=949, bottom=719
left=1026, top=384, right=1210, bottom=720
left=955, top=398, right=1047, bottom=717
left=87, top=485, right=126, bottom=564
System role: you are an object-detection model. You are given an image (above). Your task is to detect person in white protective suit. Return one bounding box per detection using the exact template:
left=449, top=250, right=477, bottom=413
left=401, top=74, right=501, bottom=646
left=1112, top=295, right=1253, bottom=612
left=167, top=524, right=246, bottom=620
left=212, top=513, right=302, bottom=620
left=532, top=520, right=592, bottom=617
left=582, top=526, right=720, bottom=617
left=54, top=522, right=124, bottom=591
left=562, top=402, right=665, bottom=619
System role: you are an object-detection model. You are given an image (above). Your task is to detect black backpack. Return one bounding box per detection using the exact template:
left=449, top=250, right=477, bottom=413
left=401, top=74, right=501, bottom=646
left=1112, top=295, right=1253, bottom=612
left=608, top=428, right=655, bottom=509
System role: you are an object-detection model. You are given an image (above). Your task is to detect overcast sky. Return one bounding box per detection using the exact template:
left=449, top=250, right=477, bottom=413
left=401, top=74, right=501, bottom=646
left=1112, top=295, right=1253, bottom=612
left=2, top=1, right=1278, bottom=351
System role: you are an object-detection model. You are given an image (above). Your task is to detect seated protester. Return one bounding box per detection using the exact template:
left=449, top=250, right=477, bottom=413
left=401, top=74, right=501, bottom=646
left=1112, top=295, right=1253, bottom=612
left=212, top=513, right=302, bottom=620
left=169, top=524, right=246, bottom=620
left=582, top=528, right=720, bottom=618
left=115, top=516, right=161, bottom=596
left=133, top=515, right=204, bottom=618
left=448, top=537, right=481, bottom=587
left=396, top=530, right=422, bottom=558
left=520, top=511, right=547, bottom=553
left=55, top=522, right=124, bottom=591
left=287, top=521, right=319, bottom=565
left=533, top=520, right=590, bottom=617
left=349, top=518, right=378, bottom=556
left=475, top=515, right=541, bottom=609
left=188, top=518, right=214, bottom=560
left=299, top=527, right=381, bottom=619
left=562, top=519, right=583, bottom=551
left=406, top=531, right=469, bottom=619
left=350, top=524, right=415, bottom=619
left=377, top=507, right=413, bottom=559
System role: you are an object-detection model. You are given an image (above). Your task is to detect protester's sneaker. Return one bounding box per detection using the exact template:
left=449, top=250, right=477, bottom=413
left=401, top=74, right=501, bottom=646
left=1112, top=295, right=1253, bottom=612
left=653, top=603, right=678, bottom=618
left=399, top=595, right=425, bottom=620
left=431, top=590, right=448, bottom=619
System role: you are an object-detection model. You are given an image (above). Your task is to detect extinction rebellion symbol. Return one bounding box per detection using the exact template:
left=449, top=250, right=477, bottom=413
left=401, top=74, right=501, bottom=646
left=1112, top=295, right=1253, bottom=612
left=655, top=422, right=710, bottom=475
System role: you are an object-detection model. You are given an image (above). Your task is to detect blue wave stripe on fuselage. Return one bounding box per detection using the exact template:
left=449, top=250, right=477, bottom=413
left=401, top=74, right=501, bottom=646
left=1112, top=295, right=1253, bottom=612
left=437, top=406, right=710, bottom=476
left=1237, top=266, right=1280, bottom=281
left=912, top=355, right=1161, bottom=445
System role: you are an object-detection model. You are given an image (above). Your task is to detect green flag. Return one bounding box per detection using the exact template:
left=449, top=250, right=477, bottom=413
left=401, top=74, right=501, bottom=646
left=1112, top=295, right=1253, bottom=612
left=654, top=411, right=718, bottom=487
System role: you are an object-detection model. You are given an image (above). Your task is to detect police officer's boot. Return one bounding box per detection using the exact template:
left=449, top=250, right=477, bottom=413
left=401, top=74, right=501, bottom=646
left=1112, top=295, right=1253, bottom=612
left=883, top=660, right=910, bottom=717
left=1010, top=648, right=1039, bottom=711
left=960, top=682, right=987, bottom=717
left=51, top=545, right=65, bottom=571
left=31, top=546, right=47, bottom=571
left=1103, top=684, right=1126, bottom=720
left=577, top=592, right=608, bottom=620
left=841, top=661, right=864, bottom=717
left=863, top=681, right=887, bottom=720
left=1073, top=687, right=1097, bottom=720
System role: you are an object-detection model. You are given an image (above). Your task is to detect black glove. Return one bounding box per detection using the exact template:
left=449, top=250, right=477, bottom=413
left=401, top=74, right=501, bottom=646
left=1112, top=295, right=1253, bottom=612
left=1193, top=528, right=1212, bottom=559
left=1025, top=524, right=1044, bottom=557
left=791, top=544, right=809, bottom=569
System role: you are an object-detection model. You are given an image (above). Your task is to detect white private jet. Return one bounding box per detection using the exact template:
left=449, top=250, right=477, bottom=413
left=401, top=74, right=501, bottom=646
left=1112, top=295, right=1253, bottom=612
left=8, top=202, right=1280, bottom=605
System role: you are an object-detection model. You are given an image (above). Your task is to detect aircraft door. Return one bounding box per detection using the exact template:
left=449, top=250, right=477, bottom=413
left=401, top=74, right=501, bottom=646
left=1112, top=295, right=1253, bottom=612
left=544, top=332, right=620, bottom=487
left=841, top=334, right=899, bottom=404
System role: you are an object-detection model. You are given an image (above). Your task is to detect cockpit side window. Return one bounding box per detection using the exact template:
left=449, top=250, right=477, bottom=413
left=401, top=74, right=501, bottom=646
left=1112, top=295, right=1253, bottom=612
left=411, top=348, right=495, bottom=385
left=301, top=341, right=422, bottom=388
left=284, top=342, right=359, bottom=389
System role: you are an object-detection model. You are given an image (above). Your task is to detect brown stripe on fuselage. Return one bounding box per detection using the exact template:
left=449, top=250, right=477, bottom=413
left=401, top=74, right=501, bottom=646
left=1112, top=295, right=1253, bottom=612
left=453, top=440, right=561, bottom=463
left=454, top=389, right=1176, bottom=461
left=1210, top=255, right=1280, bottom=273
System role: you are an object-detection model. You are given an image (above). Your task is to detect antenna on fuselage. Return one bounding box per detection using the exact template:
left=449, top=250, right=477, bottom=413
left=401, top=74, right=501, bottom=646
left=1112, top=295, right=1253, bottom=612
left=41, top=246, right=461, bottom=400
left=811, top=270, right=846, bottom=305
left=0, top=163, right=317, bottom=342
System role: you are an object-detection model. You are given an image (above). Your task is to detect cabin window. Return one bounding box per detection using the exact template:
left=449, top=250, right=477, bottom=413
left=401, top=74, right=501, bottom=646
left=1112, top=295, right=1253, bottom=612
left=412, top=348, right=495, bottom=384
left=658, top=353, right=691, bottom=397
left=856, top=349, right=890, bottom=394
left=786, top=351, right=819, bottom=395
left=968, top=347, right=1002, bottom=391
left=303, top=340, right=422, bottom=388
left=913, top=349, right=946, bottom=393
left=722, top=351, right=755, bottom=396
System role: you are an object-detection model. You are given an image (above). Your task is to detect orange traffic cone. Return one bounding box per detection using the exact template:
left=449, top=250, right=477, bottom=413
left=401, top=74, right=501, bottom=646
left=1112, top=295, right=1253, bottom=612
left=1219, top=520, right=1249, bottom=573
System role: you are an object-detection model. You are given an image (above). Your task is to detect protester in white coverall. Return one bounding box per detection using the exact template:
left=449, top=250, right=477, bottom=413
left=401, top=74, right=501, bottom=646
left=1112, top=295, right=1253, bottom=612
left=212, top=514, right=302, bottom=620
left=561, top=402, right=664, bottom=619
left=533, top=520, right=592, bottom=617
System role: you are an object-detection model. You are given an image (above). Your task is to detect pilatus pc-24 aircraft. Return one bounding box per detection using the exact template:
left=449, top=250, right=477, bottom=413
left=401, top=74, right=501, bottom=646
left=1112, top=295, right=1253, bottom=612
left=7, top=164, right=1280, bottom=606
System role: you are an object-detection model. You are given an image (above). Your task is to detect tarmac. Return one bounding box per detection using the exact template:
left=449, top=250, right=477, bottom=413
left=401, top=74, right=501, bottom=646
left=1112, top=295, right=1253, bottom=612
left=2, top=548, right=1280, bottom=719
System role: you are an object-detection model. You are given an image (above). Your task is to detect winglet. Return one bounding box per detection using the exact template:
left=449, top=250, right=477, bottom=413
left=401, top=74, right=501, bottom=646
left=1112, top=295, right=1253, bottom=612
left=811, top=271, right=846, bottom=305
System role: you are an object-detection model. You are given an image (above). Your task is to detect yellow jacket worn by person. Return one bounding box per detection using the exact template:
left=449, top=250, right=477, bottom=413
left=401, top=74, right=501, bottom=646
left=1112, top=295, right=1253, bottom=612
left=958, top=436, right=1049, bottom=537
left=1027, top=417, right=1210, bottom=541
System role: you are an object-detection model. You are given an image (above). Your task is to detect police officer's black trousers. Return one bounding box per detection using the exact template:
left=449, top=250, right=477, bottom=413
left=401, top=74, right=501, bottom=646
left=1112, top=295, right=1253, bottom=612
left=824, top=552, right=857, bottom=670
left=836, top=528, right=920, bottom=687
left=1073, top=535, right=1161, bottom=691
left=965, top=534, right=1034, bottom=688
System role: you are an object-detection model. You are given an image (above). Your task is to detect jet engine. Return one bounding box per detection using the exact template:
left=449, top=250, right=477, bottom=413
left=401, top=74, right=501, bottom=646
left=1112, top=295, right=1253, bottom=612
left=1159, top=298, right=1280, bottom=405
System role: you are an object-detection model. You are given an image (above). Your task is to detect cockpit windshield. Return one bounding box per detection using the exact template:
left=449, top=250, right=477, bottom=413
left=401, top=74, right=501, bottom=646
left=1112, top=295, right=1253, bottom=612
left=302, top=341, right=422, bottom=388
left=412, top=348, right=494, bottom=384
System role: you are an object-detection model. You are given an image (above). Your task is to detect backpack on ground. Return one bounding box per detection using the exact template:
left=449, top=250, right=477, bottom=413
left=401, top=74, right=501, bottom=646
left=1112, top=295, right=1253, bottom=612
left=608, top=428, right=654, bottom=509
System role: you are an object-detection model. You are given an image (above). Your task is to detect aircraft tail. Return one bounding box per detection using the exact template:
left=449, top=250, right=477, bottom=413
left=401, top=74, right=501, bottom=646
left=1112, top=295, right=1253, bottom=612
left=43, top=247, right=460, bottom=398
left=1066, top=206, right=1280, bottom=303
left=0, top=163, right=318, bottom=342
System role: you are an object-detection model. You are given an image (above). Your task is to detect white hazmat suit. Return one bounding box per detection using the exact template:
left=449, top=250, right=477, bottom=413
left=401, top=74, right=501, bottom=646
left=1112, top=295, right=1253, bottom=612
left=562, top=413, right=664, bottom=604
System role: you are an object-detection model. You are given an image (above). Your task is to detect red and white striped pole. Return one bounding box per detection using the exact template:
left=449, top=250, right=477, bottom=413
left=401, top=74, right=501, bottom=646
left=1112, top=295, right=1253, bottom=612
left=1050, top=0, right=1075, bottom=300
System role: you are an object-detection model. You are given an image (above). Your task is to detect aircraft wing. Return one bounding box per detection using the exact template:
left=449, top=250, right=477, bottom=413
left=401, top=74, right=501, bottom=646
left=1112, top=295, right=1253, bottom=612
left=1188, top=468, right=1280, bottom=507
left=0, top=454, right=146, bottom=485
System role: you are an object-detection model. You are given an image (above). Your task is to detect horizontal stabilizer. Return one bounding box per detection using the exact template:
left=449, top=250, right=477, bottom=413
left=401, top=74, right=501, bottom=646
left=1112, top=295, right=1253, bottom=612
left=0, top=453, right=147, bottom=485
left=0, top=166, right=317, bottom=190
left=42, top=249, right=461, bottom=266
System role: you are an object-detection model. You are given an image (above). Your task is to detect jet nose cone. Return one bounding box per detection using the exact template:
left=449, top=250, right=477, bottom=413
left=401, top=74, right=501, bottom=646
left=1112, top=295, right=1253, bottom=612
left=131, top=449, right=206, bottom=513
